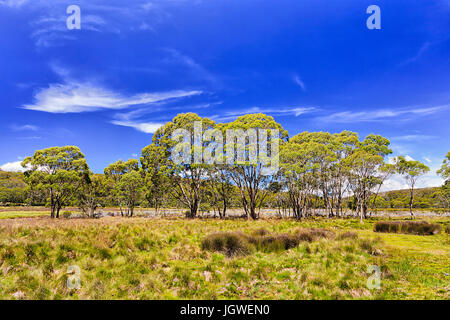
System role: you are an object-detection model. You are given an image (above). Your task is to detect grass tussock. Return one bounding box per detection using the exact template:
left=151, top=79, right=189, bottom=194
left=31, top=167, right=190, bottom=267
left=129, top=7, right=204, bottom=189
left=0, top=216, right=448, bottom=299
left=201, top=232, right=254, bottom=257
left=202, top=228, right=335, bottom=256
left=337, top=231, right=359, bottom=240
left=374, top=220, right=441, bottom=235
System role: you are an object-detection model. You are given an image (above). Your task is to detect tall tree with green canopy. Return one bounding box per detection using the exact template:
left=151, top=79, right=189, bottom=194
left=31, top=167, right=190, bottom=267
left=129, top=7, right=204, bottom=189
left=21, top=146, right=89, bottom=218
left=152, top=113, right=216, bottom=218
left=329, top=131, right=359, bottom=216
left=395, top=156, right=430, bottom=219
left=78, top=173, right=110, bottom=218
left=437, top=151, right=450, bottom=182
left=140, top=144, right=170, bottom=214
left=436, top=151, right=450, bottom=211
left=117, top=170, right=144, bottom=217
left=220, top=113, right=288, bottom=220
left=346, top=134, right=392, bottom=223
left=104, top=159, right=139, bottom=216
left=205, top=165, right=236, bottom=219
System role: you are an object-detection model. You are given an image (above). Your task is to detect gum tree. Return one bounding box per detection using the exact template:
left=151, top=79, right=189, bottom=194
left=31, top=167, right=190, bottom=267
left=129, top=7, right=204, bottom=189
left=104, top=159, right=139, bottom=216
left=437, top=151, right=450, bottom=181
left=140, top=144, right=170, bottom=214
left=78, top=173, right=110, bottom=218
left=117, top=170, right=144, bottom=217
left=395, top=156, right=430, bottom=219
left=152, top=113, right=215, bottom=218
left=436, top=151, right=450, bottom=211
left=21, top=146, right=89, bottom=218
left=346, top=134, right=392, bottom=223
left=220, top=113, right=288, bottom=220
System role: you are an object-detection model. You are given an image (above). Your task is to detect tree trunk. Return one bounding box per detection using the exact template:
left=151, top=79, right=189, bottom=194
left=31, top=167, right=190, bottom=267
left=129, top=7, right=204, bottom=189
left=409, top=189, right=414, bottom=220
left=222, top=201, right=227, bottom=219
left=56, top=205, right=61, bottom=219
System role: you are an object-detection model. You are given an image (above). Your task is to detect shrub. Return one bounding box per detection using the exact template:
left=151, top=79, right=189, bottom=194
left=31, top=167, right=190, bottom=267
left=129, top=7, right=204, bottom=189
left=202, top=228, right=338, bottom=256
left=294, top=228, right=335, bottom=242
left=250, top=233, right=299, bottom=252
left=252, top=228, right=270, bottom=237
left=61, top=211, right=72, bottom=219
left=446, top=225, right=450, bottom=234
left=374, top=221, right=441, bottom=235
left=201, top=232, right=254, bottom=257
left=337, top=231, right=358, bottom=240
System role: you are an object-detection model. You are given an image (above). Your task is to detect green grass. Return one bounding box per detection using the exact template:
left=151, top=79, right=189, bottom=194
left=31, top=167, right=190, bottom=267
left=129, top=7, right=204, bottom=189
left=0, top=216, right=448, bottom=300
left=0, top=211, right=49, bottom=219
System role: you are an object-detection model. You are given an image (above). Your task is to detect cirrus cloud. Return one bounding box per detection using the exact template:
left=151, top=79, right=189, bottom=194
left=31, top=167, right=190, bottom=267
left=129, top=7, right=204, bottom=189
left=23, top=81, right=202, bottom=113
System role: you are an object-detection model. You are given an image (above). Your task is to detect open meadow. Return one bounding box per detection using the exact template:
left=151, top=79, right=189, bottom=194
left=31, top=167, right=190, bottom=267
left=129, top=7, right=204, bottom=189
left=0, top=213, right=448, bottom=300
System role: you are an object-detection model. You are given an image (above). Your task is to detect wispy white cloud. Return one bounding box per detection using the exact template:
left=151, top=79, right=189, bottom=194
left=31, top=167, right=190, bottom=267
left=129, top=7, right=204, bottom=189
left=30, top=13, right=112, bottom=48
left=111, top=120, right=164, bottom=134
left=293, top=74, right=306, bottom=92
left=390, top=134, right=437, bottom=142
left=13, top=1, right=202, bottom=47
left=163, top=48, right=219, bottom=85
left=11, top=124, right=39, bottom=132
left=0, top=0, right=28, bottom=8
left=400, top=42, right=431, bottom=66
left=319, top=105, right=448, bottom=123
left=23, top=79, right=202, bottom=113
left=212, top=106, right=316, bottom=121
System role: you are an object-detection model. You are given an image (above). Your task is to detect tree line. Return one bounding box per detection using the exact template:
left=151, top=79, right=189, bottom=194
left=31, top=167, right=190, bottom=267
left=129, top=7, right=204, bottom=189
left=7, top=113, right=450, bottom=221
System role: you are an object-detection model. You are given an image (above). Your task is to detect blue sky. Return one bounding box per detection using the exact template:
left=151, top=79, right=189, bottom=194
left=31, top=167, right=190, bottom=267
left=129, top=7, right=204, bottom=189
left=0, top=0, right=449, bottom=190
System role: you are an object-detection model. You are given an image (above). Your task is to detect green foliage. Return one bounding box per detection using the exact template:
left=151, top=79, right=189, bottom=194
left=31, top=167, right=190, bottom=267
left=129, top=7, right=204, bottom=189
left=140, top=144, right=170, bottom=212
left=21, top=146, right=89, bottom=218
left=104, top=159, right=139, bottom=216
left=201, top=232, right=254, bottom=257
left=436, top=151, right=450, bottom=181
left=78, top=174, right=110, bottom=217
left=117, top=171, right=144, bottom=217
left=0, top=217, right=448, bottom=299
left=394, top=156, right=430, bottom=218
left=374, top=220, right=441, bottom=235
left=202, top=228, right=335, bottom=256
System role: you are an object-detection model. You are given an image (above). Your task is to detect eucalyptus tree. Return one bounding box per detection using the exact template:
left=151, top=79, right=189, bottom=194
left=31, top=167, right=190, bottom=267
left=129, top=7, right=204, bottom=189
left=346, top=134, right=392, bottom=223
left=140, top=144, right=170, bottom=213
left=436, top=151, right=450, bottom=211
left=21, top=146, right=89, bottom=218
left=78, top=173, right=110, bottom=218
left=152, top=113, right=216, bottom=218
left=329, top=131, right=359, bottom=216
left=206, top=165, right=235, bottom=218
left=117, top=170, right=144, bottom=217
left=220, top=113, right=288, bottom=220
left=280, top=132, right=324, bottom=218
left=395, top=156, right=430, bottom=219
left=437, top=151, right=450, bottom=181
left=104, top=159, right=139, bottom=216
left=369, top=163, right=397, bottom=215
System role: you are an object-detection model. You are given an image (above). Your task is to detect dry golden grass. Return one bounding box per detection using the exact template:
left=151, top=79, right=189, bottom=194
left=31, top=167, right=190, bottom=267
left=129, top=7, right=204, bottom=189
left=0, top=216, right=448, bottom=300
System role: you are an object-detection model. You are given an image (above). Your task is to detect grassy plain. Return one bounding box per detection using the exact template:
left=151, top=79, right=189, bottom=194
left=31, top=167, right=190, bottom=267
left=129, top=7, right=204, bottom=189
left=0, top=214, right=448, bottom=300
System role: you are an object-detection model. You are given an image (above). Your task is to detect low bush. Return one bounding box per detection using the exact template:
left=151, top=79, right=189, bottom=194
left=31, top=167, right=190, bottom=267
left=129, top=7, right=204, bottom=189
left=374, top=220, right=441, bottom=235
left=61, top=211, right=73, bottom=219
left=445, top=225, right=450, bottom=234
left=337, top=231, right=358, bottom=240
left=201, top=232, right=254, bottom=257
left=202, top=228, right=336, bottom=255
